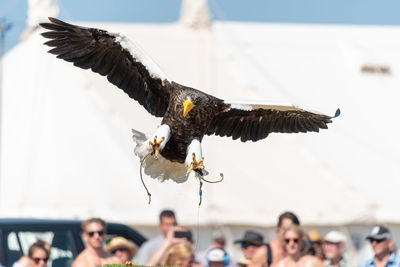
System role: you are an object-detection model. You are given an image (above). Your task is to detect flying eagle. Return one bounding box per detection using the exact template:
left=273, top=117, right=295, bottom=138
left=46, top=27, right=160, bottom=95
left=40, top=18, right=340, bottom=183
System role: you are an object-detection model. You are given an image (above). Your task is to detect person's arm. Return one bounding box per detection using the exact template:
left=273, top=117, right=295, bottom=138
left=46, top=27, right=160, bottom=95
left=248, top=246, right=268, bottom=267
left=146, top=227, right=188, bottom=266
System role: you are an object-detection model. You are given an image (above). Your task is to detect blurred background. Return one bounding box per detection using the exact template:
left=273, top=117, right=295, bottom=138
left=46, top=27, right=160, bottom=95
left=1, top=0, right=400, bottom=265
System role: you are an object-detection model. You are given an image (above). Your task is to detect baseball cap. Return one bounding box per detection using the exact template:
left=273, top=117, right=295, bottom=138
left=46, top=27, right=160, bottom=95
left=366, top=225, right=391, bottom=240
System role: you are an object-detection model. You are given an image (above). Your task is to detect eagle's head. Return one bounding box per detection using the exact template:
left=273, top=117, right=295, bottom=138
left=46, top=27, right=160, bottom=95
left=183, top=97, right=196, bottom=117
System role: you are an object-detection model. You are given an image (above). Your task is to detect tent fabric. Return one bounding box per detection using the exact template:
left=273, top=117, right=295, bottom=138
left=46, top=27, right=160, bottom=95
left=0, top=21, right=377, bottom=226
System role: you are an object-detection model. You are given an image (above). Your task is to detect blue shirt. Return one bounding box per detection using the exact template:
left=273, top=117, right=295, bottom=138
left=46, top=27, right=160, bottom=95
left=359, top=252, right=400, bottom=267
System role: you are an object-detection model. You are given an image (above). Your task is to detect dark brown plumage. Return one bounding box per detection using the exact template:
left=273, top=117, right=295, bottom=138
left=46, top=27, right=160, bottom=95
left=40, top=17, right=339, bottom=164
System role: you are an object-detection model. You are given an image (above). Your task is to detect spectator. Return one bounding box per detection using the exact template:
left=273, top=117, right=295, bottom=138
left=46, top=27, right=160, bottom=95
left=206, top=248, right=231, bottom=267
left=272, top=225, right=325, bottom=267
left=161, top=242, right=196, bottom=267
left=323, top=231, right=353, bottom=267
left=309, top=229, right=325, bottom=260
left=235, top=231, right=265, bottom=262
left=106, top=236, right=137, bottom=264
left=13, top=241, right=50, bottom=267
left=135, top=209, right=177, bottom=265
left=72, top=218, right=121, bottom=266
left=359, top=225, right=399, bottom=267
left=249, top=211, right=300, bottom=267
left=199, top=232, right=233, bottom=267
left=147, top=226, right=193, bottom=266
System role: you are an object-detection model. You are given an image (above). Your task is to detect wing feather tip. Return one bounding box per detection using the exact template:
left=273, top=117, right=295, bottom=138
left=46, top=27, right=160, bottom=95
left=334, top=108, right=341, bottom=118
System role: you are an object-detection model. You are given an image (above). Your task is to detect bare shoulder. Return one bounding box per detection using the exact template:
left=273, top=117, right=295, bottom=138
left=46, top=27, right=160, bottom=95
left=248, top=245, right=267, bottom=267
left=300, top=255, right=326, bottom=267
left=271, top=257, right=288, bottom=267
left=270, top=238, right=280, bottom=248
left=72, top=251, right=91, bottom=267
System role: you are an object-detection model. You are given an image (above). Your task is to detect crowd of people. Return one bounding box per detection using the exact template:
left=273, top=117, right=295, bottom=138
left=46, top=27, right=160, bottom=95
left=8, top=211, right=400, bottom=267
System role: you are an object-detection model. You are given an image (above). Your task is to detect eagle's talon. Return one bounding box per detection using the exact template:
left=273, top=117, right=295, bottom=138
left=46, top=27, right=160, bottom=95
left=186, top=154, right=205, bottom=176
left=149, top=136, right=164, bottom=159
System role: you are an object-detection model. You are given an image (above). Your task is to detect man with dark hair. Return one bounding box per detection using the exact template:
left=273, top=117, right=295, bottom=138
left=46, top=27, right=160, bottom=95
left=135, top=209, right=177, bottom=265
left=359, top=225, right=399, bottom=267
left=72, top=217, right=121, bottom=267
left=248, top=211, right=300, bottom=267
left=278, top=212, right=300, bottom=228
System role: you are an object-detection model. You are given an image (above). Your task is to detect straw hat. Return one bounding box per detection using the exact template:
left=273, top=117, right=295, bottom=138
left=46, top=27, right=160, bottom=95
left=106, top=237, right=137, bottom=259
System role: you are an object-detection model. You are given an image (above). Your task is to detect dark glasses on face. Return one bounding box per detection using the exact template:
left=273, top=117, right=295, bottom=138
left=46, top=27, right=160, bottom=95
left=285, top=238, right=299, bottom=244
left=33, top=257, right=49, bottom=264
left=370, top=238, right=386, bottom=244
left=87, top=230, right=105, bottom=237
left=112, top=247, right=128, bottom=254
left=241, top=243, right=252, bottom=249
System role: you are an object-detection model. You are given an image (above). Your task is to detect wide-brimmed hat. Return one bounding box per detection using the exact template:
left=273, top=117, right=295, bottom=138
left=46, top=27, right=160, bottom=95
left=366, top=225, right=391, bottom=240
left=324, top=231, right=347, bottom=244
left=308, top=230, right=324, bottom=243
left=106, top=237, right=137, bottom=259
left=234, top=231, right=264, bottom=246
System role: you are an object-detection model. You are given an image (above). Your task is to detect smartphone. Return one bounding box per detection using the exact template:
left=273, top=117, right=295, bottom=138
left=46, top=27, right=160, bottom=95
left=174, top=231, right=192, bottom=241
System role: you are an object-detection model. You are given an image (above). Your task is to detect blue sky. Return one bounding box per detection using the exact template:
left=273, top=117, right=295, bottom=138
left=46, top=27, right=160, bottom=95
left=1, top=0, right=400, bottom=54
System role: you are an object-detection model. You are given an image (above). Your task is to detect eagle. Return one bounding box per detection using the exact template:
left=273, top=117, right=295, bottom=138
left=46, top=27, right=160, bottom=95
left=40, top=17, right=340, bottom=183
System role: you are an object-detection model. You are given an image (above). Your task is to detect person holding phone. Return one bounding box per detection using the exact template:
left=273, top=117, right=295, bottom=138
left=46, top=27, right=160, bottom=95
left=136, top=209, right=178, bottom=265
left=146, top=226, right=195, bottom=266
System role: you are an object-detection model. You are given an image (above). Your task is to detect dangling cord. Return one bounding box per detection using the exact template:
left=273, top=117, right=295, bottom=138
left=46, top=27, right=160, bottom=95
left=196, top=173, right=224, bottom=206
left=198, top=176, right=203, bottom=206
left=194, top=175, right=203, bottom=252
left=140, top=152, right=152, bottom=204
left=200, top=173, right=224, bottom=184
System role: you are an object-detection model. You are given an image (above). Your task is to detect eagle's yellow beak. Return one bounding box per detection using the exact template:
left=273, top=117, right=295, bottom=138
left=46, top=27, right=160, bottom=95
left=183, top=100, right=195, bottom=117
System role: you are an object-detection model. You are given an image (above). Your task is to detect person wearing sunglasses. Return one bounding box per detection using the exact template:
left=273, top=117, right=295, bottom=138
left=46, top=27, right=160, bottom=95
left=106, top=236, right=137, bottom=264
left=234, top=230, right=265, bottom=265
left=249, top=211, right=301, bottom=267
left=12, top=241, right=50, bottom=267
left=72, top=217, right=122, bottom=267
left=359, top=225, right=399, bottom=267
left=272, top=225, right=325, bottom=267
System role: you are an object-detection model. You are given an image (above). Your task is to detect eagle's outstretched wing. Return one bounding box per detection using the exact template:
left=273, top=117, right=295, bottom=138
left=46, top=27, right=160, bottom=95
left=207, top=100, right=340, bottom=142
left=40, top=17, right=171, bottom=117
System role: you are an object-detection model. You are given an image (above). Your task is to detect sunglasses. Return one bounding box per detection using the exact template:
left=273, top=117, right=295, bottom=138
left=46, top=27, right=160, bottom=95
left=86, top=230, right=105, bottom=237
left=32, top=257, right=49, bottom=264
left=112, top=247, right=128, bottom=254
left=285, top=238, right=299, bottom=244
left=241, top=243, right=252, bottom=249
left=370, top=238, right=386, bottom=244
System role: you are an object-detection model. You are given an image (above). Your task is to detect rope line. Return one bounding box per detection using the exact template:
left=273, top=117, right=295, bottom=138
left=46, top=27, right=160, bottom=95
left=139, top=152, right=152, bottom=204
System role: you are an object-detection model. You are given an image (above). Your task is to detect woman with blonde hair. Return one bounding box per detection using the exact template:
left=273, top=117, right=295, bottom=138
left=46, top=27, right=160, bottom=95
left=162, top=242, right=195, bottom=267
left=272, top=225, right=326, bottom=267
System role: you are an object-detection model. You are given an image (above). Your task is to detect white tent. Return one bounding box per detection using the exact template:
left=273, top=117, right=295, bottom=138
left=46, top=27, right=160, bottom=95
left=0, top=20, right=375, bottom=228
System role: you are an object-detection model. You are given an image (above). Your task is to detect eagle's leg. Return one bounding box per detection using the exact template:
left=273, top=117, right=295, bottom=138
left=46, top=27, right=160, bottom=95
left=133, top=124, right=171, bottom=160
left=185, top=139, right=208, bottom=176
left=148, top=124, right=171, bottom=159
